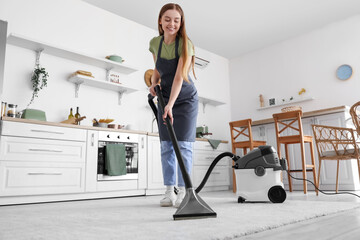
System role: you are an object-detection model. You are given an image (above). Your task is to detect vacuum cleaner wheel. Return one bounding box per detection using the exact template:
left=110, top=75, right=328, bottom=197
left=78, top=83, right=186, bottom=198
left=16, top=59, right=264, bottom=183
left=268, top=185, right=286, bottom=203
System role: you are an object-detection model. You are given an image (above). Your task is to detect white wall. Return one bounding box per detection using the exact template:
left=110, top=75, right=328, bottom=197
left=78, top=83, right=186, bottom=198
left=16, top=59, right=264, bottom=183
left=229, top=14, right=360, bottom=121
left=0, top=0, right=231, bottom=141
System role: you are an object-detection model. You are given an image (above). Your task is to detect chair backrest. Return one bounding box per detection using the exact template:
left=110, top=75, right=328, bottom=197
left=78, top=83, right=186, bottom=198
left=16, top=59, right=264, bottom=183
left=350, top=101, right=360, bottom=135
left=273, top=110, right=304, bottom=138
left=312, top=124, right=359, bottom=160
left=229, top=119, right=254, bottom=144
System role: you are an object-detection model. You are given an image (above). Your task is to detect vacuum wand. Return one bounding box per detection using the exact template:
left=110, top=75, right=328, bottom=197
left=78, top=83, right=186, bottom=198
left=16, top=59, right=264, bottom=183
left=154, top=85, right=193, bottom=189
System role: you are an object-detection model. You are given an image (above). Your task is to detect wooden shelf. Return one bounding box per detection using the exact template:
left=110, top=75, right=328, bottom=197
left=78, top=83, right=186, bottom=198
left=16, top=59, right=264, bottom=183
left=68, top=74, right=138, bottom=104
left=7, top=33, right=137, bottom=74
left=198, top=96, right=225, bottom=113
left=198, top=96, right=225, bottom=106
left=257, top=97, right=314, bottom=110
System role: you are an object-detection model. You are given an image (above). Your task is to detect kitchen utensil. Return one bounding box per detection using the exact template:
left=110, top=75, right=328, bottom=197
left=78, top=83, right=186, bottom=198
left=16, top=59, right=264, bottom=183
left=1, top=101, right=6, bottom=117
left=7, top=104, right=17, bottom=118
left=98, top=122, right=108, bottom=128
left=144, top=69, right=153, bottom=87
left=21, top=109, right=46, bottom=121
left=106, top=55, right=124, bottom=63
left=61, top=116, right=86, bottom=125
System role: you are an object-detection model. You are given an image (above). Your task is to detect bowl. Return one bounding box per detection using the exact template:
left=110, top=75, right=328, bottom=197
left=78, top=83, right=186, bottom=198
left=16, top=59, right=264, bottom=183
left=106, top=55, right=124, bottom=63
left=98, top=122, right=108, bottom=128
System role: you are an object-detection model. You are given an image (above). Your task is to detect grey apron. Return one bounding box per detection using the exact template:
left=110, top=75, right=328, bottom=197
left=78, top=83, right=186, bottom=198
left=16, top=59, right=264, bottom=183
left=156, top=36, right=198, bottom=142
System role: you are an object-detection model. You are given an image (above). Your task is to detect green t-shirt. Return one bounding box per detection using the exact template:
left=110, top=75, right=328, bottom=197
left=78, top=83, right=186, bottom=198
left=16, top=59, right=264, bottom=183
left=149, top=36, right=194, bottom=60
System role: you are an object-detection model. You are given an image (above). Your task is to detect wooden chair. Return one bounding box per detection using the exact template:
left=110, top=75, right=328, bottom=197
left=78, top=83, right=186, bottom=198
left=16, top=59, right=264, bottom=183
left=273, top=110, right=318, bottom=194
left=350, top=101, right=360, bottom=135
left=229, top=119, right=266, bottom=192
left=312, top=124, right=360, bottom=193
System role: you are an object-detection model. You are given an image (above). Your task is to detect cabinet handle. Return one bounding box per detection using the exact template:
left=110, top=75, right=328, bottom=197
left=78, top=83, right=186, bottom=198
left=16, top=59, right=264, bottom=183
left=141, top=137, right=144, bottom=149
left=91, top=133, right=94, bottom=147
left=28, top=173, right=63, bottom=176
left=28, top=148, right=63, bottom=153
left=205, top=157, right=214, bottom=160
left=212, top=172, right=220, bottom=175
left=31, top=129, right=65, bottom=135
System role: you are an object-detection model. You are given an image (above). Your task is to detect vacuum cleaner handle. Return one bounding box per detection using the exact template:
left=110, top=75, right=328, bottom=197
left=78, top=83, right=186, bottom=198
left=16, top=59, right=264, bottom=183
left=147, top=93, right=158, bottom=123
left=154, top=85, right=193, bottom=189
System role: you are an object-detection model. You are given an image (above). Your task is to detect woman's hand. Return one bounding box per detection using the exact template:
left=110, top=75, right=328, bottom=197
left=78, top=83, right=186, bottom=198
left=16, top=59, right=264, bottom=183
left=149, top=83, right=157, bottom=96
left=162, top=104, right=174, bottom=125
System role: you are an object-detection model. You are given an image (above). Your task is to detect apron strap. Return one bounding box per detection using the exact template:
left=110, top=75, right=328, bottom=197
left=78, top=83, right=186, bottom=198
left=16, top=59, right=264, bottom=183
left=175, top=37, right=179, bottom=58
left=157, top=36, right=164, bottom=58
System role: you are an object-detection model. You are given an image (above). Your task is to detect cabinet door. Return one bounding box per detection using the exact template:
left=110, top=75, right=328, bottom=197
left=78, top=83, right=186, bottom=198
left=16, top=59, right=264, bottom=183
left=0, top=161, right=85, bottom=196
left=147, top=136, right=164, bottom=190
left=138, top=134, right=147, bottom=189
left=0, top=136, right=86, bottom=163
left=85, top=130, right=98, bottom=192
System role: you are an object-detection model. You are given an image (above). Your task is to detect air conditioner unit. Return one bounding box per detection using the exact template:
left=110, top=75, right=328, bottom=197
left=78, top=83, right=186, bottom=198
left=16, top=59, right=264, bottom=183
left=194, top=56, right=209, bottom=69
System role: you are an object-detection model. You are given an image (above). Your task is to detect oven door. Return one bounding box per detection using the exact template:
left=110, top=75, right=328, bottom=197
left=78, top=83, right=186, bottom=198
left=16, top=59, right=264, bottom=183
left=97, top=131, right=139, bottom=181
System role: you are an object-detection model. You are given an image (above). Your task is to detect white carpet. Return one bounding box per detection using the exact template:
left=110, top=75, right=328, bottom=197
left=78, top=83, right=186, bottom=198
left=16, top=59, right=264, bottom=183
left=0, top=191, right=359, bottom=240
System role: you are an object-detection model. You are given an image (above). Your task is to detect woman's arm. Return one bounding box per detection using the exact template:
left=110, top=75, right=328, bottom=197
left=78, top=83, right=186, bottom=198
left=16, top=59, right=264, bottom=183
left=149, top=54, right=161, bottom=96
left=162, top=55, right=192, bottom=124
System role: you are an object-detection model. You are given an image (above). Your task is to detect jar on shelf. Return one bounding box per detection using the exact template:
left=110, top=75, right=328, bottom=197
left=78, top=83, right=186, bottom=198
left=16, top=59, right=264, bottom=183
left=7, top=104, right=17, bottom=118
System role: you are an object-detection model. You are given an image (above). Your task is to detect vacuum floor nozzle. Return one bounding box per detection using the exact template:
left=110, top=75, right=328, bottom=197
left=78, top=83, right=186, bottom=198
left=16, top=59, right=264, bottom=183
left=173, top=188, right=217, bottom=220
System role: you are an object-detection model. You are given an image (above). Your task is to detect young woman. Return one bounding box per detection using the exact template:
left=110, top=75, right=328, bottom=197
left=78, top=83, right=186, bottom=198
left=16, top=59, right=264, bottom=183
left=149, top=3, right=198, bottom=207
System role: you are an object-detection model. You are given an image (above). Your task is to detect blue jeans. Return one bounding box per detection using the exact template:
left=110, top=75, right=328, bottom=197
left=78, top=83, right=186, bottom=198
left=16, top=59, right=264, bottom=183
left=160, top=141, right=193, bottom=187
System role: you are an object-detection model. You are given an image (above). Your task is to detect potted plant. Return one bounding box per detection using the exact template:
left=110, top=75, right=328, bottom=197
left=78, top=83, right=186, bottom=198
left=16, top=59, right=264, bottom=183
left=27, top=64, right=49, bottom=107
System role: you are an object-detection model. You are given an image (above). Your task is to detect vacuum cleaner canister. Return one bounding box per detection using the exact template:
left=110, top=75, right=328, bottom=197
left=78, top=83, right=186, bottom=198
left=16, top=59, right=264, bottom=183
left=234, top=145, right=286, bottom=203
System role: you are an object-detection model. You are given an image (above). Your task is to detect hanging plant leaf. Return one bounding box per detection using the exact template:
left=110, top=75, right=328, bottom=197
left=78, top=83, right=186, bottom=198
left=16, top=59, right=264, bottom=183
left=27, top=64, right=49, bottom=107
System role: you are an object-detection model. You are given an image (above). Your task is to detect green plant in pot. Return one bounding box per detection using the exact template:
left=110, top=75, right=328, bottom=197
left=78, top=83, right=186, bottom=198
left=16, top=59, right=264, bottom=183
left=27, top=63, right=49, bottom=107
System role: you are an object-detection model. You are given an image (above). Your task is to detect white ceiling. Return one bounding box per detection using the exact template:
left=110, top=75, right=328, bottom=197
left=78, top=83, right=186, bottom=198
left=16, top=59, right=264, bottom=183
left=83, top=0, right=360, bottom=59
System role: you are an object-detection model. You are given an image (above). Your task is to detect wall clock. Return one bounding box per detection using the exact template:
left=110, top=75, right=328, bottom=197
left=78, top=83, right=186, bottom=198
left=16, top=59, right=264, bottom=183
left=336, top=64, right=353, bottom=81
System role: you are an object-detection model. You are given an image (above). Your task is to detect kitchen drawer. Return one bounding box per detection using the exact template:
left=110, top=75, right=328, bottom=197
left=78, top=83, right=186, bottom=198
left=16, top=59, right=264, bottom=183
left=0, top=161, right=85, bottom=196
left=194, top=140, right=229, bottom=152
left=0, top=121, right=86, bottom=142
left=193, top=165, right=230, bottom=187
left=0, top=136, right=86, bottom=162
left=193, top=150, right=230, bottom=166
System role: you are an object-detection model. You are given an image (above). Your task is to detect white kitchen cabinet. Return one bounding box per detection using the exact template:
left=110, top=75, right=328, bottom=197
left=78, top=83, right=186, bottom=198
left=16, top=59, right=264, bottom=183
left=146, top=135, right=165, bottom=195
left=85, top=130, right=98, bottom=192
left=193, top=140, right=231, bottom=191
left=0, top=120, right=87, bottom=197
left=253, top=109, right=360, bottom=191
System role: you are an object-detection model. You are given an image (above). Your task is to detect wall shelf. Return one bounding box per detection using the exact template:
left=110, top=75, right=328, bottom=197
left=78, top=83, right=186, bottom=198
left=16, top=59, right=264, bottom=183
left=7, top=33, right=138, bottom=74
left=68, top=74, right=138, bottom=104
left=198, top=96, right=225, bottom=113
left=256, top=97, right=314, bottom=110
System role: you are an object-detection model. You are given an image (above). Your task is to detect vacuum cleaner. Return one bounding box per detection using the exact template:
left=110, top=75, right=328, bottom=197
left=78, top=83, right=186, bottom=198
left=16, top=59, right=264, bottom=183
left=148, top=85, right=286, bottom=221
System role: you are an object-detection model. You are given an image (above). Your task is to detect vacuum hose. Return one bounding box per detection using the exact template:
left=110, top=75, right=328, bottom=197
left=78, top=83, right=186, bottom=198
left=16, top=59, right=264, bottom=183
left=148, top=88, right=239, bottom=192
left=195, top=152, right=239, bottom=193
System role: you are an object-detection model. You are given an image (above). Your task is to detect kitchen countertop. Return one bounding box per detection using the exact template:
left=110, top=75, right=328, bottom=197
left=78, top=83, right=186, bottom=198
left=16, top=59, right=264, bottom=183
left=252, top=105, right=349, bottom=126
left=147, top=132, right=228, bottom=143
left=1, top=117, right=228, bottom=143
left=0, top=116, right=148, bottom=135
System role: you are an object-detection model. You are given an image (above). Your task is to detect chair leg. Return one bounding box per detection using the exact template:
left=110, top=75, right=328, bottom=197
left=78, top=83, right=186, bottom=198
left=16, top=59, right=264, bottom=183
left=284, top=144, right=292, bottom=192
left=309, top=142, right=318, bottom=195
left=300, top=140, right=307, bottom=194
left=317, top=159, right=322, bottom=196
left=336, top=160, right=340, bottom=193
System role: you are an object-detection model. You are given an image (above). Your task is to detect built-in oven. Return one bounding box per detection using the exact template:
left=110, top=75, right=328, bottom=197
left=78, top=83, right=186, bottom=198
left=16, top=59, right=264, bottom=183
left=97, top=131, right=139, bottom=181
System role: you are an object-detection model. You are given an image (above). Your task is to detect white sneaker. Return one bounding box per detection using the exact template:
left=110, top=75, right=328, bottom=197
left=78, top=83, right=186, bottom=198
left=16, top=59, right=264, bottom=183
left=174, top=187, right=186, bottom=208
left=160, top=189, right=176, bottom=207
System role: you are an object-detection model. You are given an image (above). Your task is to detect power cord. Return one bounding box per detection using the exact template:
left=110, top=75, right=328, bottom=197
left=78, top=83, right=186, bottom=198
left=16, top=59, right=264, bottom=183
left=286, top=170, right=360, bottom=199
